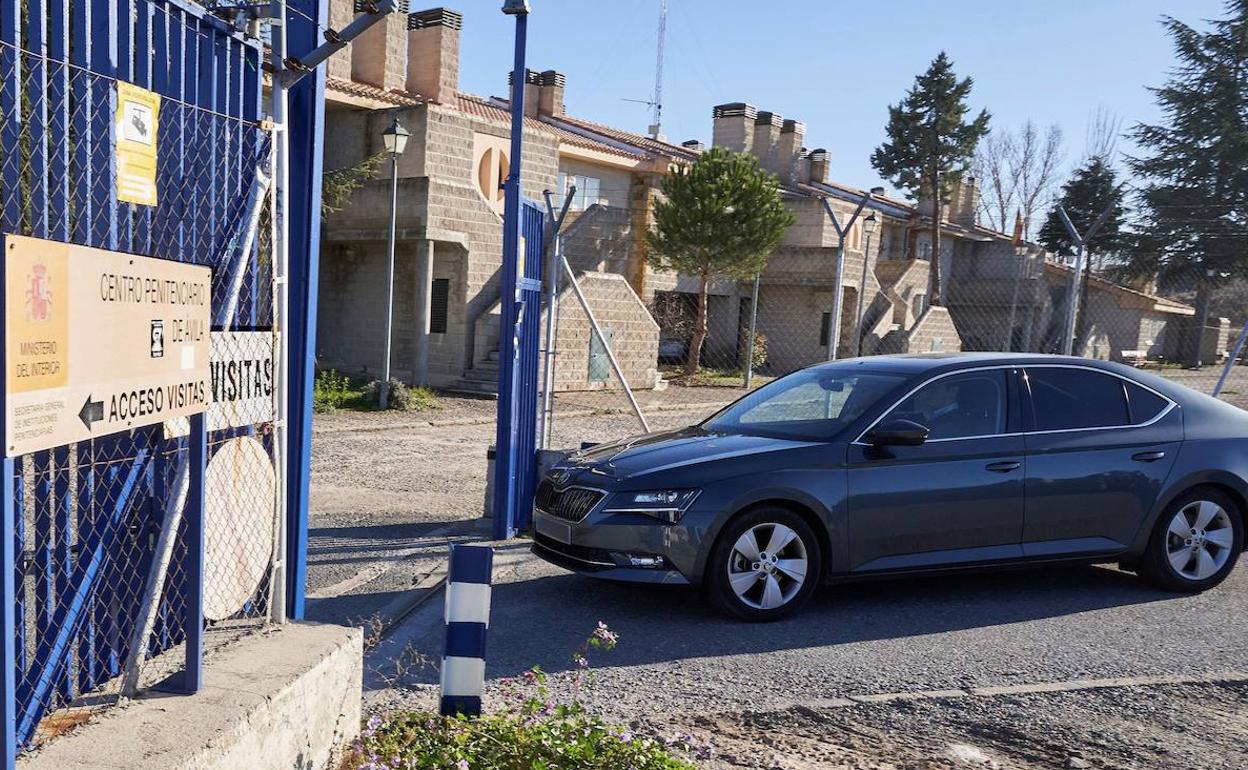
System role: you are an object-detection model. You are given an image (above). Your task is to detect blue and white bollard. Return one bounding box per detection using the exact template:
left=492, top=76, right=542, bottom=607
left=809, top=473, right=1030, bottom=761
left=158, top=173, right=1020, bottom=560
left=439, top=544, right=494, bottom=716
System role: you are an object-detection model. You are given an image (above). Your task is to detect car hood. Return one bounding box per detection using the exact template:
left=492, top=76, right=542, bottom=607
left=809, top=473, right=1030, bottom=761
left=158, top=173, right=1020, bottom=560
left=559, top=427, right=821, bottom=483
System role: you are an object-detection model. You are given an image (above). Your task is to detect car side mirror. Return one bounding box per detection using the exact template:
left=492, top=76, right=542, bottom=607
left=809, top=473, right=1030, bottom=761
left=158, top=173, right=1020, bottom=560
left=865, top=419, right=930, bottom=447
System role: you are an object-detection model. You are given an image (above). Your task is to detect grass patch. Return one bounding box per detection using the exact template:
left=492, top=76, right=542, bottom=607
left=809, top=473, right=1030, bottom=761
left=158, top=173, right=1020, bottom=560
left=313, top=370, right=440, bottom=414
left=345, top=624, right=709, bottom=770
left=659, top=365, right=774, bottom=389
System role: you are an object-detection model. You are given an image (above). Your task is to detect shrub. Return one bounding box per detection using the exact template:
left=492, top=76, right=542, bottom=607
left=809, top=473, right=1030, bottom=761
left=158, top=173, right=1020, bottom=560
left=313, top=369, right=353, bottom=413
left=363, top=378, right=440, bottom=412
left=345, top=624, right=710, bottom=770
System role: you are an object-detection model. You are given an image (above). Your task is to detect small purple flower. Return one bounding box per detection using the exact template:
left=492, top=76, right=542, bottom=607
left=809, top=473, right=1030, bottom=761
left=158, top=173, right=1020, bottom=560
left=619, top=731, right=633, bottom=743
left=455, top=761, right=470, bottom=770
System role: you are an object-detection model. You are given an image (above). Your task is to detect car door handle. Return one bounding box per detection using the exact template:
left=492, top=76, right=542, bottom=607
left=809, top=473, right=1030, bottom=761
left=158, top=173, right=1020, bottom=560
left=985, top=461, right=1021, bottom=473
left=1132, top=450, right=1166, bottom=462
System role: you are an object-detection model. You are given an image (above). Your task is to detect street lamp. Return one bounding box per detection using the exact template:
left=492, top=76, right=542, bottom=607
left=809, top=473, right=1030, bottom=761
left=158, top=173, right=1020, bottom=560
left=378, top=117, right=409, bottom=409
left=852, top=212, right=879, bottom=357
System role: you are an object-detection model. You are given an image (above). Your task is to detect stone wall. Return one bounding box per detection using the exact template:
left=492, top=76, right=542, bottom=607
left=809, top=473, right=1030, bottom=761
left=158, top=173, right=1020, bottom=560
left=545, top=272, right=660, bottom=391
left=905, top=306, right=963, bottom=353
left=563, top=205, right=632, bottom=275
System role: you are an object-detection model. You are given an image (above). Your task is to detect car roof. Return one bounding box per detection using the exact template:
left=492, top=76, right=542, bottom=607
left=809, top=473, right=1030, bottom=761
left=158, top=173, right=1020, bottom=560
left=810, top=352, right=1131, bottom=376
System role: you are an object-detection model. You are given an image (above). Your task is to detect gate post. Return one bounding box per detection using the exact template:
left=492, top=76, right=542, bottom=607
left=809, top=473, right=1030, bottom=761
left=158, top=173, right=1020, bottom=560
left=181, top=414, right=206, bottom=694
left=282, top=0, right=329, bottom=620
left=2, top=457, right=15, bottom=770
left=492, top=5, right=530, bottom=539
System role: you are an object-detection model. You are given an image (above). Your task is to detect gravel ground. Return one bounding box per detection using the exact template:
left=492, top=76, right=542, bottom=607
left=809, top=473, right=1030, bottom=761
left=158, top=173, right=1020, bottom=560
left=657, top=680, right=1248, bottom=769
left=305, top=388, right=738, bottom=626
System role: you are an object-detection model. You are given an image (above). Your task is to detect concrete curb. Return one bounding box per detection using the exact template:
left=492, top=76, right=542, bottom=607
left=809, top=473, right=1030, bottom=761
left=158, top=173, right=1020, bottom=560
left=19, top=624, right=364, bottom=770
left=373, top=565, right=450, bottom=641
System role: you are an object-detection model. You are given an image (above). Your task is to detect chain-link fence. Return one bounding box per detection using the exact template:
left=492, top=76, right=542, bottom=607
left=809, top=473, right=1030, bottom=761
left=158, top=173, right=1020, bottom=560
left=536, top=192, right=1248, bottom=446
left=2, top=2, right=277, bottom=753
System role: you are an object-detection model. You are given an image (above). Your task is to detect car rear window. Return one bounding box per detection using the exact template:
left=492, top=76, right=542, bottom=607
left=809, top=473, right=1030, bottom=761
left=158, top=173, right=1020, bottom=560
left=1026, top=367, right=1129, bottom=431
left=1124, top=380, right=1170, bottom=424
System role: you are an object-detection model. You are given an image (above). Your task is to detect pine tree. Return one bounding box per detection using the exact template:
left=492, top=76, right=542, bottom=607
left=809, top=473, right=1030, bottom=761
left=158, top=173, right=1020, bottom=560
left=871, top=52, right=990, bottom=305
left=1038, top=157, right=1127, bottom=258
left=1038, top=157, right=1128, bottom=353
left=647, top=147, right=794, bottom=374
left=1124, top=1, right=1248, bottom=366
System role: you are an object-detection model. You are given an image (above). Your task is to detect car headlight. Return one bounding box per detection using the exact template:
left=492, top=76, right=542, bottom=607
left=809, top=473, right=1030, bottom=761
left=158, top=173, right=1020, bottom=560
left=603, top=489, right=701, bottom=524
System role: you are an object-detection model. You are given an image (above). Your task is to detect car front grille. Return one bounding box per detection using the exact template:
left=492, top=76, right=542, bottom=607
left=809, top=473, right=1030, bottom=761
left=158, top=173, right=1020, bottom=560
left=535, top=480, right=605, bottom=523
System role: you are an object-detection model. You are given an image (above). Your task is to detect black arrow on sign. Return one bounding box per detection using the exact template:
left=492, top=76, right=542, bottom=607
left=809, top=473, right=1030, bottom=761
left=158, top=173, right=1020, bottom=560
left=78, top=396, right=104, bottom=430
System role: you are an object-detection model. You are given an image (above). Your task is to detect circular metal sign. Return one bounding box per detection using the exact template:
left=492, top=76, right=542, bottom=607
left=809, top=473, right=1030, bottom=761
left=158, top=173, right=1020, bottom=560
left=204, top=435, right=276, bottom=621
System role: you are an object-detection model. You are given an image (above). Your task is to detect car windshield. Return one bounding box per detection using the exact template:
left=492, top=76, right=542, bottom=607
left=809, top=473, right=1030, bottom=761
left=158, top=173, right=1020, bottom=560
left=703, top=367, right=905, bottom=440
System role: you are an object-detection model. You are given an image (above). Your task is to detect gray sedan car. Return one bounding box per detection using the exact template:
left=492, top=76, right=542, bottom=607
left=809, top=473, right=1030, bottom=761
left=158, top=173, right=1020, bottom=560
left=532, top=353, right=1247, bottom=621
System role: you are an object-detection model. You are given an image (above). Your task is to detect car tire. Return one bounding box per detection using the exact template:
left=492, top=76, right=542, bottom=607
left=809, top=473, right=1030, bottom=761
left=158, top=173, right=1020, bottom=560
left=705, top=507, right=822, bottom=622
left=1138, top=487, right=1243, bottom=593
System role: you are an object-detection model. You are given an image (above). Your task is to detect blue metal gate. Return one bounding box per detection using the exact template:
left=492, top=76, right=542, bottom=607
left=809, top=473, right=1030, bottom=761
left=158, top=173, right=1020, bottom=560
left=0, top=0, right=271, bottom=762
left=492, top=196, right=546, bottom=538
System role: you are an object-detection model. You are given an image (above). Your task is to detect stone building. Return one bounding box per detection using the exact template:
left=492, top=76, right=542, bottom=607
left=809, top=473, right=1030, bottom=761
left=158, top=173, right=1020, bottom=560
left=666, top=101, right=1201, bottom=373
left=315, top=5, right=694, bottom=394
left=313, top=4, right=1203, bottom=395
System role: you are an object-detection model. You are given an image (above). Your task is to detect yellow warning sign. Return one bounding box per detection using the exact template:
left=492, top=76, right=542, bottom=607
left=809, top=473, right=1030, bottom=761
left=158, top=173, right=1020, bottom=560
left=115, top=81, right=160, bottom=206
left=5, top=235, right=211, bottom=456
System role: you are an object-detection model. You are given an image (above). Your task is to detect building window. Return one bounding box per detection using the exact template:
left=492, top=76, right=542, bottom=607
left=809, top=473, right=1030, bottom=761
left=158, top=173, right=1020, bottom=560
left=557, top=172, right=602, bottom=210
left=819, top=312, right=832, bottom=347
left=430, top=278, right=450, bottom=334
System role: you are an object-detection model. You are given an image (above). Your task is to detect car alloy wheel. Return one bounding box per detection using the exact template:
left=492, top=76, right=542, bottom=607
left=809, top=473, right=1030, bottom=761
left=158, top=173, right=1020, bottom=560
left=1164, top=500, right=1235, bottom=581
left=707, top=507, right=822, bottom=621
left=727, top=523, right=809, bottom=610
left=1140, top=487, right=1242, bottom=593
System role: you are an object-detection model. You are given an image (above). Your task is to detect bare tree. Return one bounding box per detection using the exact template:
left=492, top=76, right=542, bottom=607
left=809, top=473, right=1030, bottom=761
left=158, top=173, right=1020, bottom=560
left=1084, top=106, right=1123, bottom=165
left=973, top=130, right=1017, bottom=232
left=1014, top=121, right=1065, bottom=237
left=973, top=120, right=1064, bottom=238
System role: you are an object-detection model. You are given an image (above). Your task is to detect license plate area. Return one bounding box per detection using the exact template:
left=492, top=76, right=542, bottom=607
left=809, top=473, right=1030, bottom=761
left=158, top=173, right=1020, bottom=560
left=535, top=512, right=572, bottom=544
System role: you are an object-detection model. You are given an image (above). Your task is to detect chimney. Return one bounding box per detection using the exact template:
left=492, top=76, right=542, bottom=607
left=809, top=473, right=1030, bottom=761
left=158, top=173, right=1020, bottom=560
left=796, top=150, right=811, bottom=185
left=507, top=69, right=543, bottom=117
left=807, top=148, right=830, bottom=184
left=711, top=102, right=757, bottom=153
left=681, top=139, right=704, bottom=152
left=327, top=0, right=354, bottom=80
left=957, top=175, right=980, bottom=226
left=406, top=8, right=462, bottom=103
left=775, top=119, right=805, bottom=183
left=354, top=4, right=409, bottom=90
left=536, top=70, right=565, bottom=117
left=752, top=111, right=783, bottom=173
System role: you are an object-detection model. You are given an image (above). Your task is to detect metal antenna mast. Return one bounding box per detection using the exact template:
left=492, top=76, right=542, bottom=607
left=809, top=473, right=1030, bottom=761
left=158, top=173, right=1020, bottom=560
left=649, top=0, right=667, bottom=139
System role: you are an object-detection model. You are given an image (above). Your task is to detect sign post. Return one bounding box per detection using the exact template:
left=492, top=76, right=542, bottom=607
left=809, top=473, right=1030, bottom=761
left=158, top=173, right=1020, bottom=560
left=5, top=235, right=211, bottom=455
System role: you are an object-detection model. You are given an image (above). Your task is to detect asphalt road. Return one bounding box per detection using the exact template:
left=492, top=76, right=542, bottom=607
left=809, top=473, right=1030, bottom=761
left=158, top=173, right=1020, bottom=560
left=369, top=545, right=1248, bottom=717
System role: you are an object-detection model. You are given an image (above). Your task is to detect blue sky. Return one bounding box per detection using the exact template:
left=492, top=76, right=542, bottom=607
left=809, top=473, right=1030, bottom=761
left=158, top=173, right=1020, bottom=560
left=457, top=0, right=1227, bottom=197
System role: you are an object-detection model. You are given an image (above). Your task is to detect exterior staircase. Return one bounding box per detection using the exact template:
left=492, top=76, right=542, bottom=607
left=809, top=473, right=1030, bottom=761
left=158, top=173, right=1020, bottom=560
left=450, top=349, right=501, bottom=398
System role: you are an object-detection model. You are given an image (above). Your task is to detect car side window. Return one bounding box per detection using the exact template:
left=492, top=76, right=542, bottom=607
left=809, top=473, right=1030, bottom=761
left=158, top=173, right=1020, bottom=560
left=1124, top=380, right=1170, bottom=424
left=886, top=370, right=1007, bottom=440
left=1026, top=368, right=1129, bottom=431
